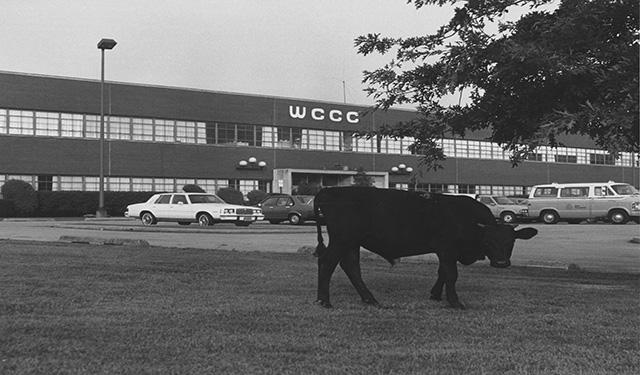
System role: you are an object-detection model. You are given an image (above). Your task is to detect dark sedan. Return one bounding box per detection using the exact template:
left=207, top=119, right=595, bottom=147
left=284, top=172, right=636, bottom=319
left=258, top=194, right=315, bottom=225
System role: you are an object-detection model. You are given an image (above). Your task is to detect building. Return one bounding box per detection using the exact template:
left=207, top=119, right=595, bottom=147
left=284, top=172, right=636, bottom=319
left=0, top=71, right=638, bottom=201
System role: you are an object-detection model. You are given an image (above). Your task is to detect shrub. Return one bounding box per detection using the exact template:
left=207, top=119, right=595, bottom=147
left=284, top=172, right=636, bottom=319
left=352, top=167, right=374, bottom=187
left=217, top=188, right=245, bottom=205
left=0, top=199, right=15, bottom=217
left=182, top=184, right=205, bottom=193
left=246, top=190, right=267, bottom=206
left=1, top=180, right=38, bottom=217
left=36, top=191, right=156, bottom=217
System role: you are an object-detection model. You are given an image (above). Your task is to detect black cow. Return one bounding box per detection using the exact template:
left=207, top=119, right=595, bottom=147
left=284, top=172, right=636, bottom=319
left=313, top=187, right=537, bottom=309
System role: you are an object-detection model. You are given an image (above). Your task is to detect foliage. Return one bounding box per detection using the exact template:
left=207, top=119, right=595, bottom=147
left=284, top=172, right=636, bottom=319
left=246, top=190, right=268, bottom=206
left=0, top=199, right=15, bottom=217
left=0, top=179, right=38, bottom=217
left=352, top=167, right=374, bottom=187
left=217, top=187, right=245, bottom=205
left=182, top=184, right=206, bottom=193
left=36, top=191, right=156, bottom=217
left=0, top=240, right=637, bottom=374
left=294, top=181, right=321, bottom=195
left=355, top=0, right=639, bottom=166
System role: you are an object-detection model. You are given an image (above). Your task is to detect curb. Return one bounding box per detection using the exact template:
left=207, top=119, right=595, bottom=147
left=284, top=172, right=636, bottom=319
left=58, top=235, right=150, bottom=247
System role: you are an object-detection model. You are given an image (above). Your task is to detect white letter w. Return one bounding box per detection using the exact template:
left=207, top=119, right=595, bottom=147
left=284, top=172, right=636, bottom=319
left=289, top=105, right=306, bottom=119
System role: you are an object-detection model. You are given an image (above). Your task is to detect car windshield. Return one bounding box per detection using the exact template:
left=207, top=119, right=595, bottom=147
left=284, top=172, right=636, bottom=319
left=611, top=184, right=639, bottom=195
left=295, top=196, right=314, bottom=204
left=494, top=197, right=516, bottom=205
left=188, top=194, right=225, bottom=204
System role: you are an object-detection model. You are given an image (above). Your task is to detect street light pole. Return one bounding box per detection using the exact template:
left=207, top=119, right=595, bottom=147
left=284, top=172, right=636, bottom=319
left=96, top=38, right=117, bottom=218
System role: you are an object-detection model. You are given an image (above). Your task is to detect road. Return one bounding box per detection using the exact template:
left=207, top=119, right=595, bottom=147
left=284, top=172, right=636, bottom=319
left=0, top=218, right=638, bottom=273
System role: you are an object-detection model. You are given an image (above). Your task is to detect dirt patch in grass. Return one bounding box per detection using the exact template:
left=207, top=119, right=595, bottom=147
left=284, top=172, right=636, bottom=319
left=0, top=239, right=638, bottom=374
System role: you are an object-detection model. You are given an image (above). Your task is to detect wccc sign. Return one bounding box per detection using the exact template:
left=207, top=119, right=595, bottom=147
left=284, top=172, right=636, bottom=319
left=288, top=105, right=359, bottom=124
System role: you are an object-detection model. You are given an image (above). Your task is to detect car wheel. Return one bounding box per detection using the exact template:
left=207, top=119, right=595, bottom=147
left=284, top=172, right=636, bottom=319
left=288, top=213, right=303, bottom=225
left=140, top=212, right=157, bottom=226
left=178, top=222, right=191, bottom=226
left=197, top=213, right=213, bottom=226
left=541, top=210, right=559, bottom=224
left=609, top=210, right=629, bottom=224
left=500, top=212, right=516, bottom=224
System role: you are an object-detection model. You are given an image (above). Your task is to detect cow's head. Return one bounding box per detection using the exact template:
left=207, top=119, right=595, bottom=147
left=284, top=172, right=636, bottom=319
left=480, top=224, right=538, bottom=268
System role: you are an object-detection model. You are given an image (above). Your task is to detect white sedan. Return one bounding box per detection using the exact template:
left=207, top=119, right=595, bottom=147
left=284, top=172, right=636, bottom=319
left=125, top=193, right=264, bottom=226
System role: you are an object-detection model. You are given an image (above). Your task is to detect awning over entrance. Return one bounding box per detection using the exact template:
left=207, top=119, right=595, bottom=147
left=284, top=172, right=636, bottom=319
left=273, top=168, right=389, bottom=194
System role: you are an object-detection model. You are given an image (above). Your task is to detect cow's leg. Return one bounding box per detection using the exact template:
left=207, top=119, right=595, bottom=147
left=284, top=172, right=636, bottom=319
left=316, top=243, right=342, bottom=308
left=441, top=260, right=465, bottom=309
left=429, top=263, right=445, bottom=301
left=339, top=247, right=379, bottom=306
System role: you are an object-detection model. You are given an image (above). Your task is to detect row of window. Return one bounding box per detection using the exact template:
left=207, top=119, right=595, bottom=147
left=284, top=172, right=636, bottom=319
left=392, top=183, right=529, bottom=196
left=1, top=108, right=637, bottom=166
left=0, top=175, right=270, bottom=197
left=1, top=174, right=529, bottom=199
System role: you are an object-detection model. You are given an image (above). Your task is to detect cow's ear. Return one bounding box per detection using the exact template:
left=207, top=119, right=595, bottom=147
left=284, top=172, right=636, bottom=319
left=515, top=227, right=538, bottom=240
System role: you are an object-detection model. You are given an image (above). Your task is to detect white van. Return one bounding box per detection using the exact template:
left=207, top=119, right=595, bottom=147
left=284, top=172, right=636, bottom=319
left=527, top=181, right=640, bottom=224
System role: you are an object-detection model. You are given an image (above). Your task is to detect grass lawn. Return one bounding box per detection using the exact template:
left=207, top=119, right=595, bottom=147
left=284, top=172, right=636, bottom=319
left=0, top=239, right=638, bottom=374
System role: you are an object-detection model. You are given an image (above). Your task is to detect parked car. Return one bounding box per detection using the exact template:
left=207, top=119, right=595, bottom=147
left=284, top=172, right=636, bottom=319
left=258, top=194, right=315, bottom=225
left=477, top=195, right=530, bottom=223
left=527, top=181, right=640, bottom=224
left=124, top=193, right=263, bottom=226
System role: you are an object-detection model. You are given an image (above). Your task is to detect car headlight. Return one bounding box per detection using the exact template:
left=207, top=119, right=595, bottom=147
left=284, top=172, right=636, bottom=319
left=520, top=208, right=529, bottom=215
left=223, top=208, right=235, bottom=214
left=632, top=202, right=640, bottom=211
left=254, top=209, right=262, bottom=214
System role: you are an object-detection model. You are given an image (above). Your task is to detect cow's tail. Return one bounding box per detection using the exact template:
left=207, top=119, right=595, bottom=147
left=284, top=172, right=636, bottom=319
left=313, top=202, right=326, bottom=258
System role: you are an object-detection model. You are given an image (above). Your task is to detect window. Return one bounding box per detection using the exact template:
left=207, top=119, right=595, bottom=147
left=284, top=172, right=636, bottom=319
left=176, top=121, right=196, bottom=143
left=132, top=118, right=153, bottom=141
left=325, top=131, right=340, bottom=151
left=60, top=113, right=83, bottom=138
left=560, top=187, right=589, bottom=198
left=533, top=187, right=558, bottom=197
left=455, top=140, right=468, bottom=158
left=589, top=153, right=615, bottom=165
left=171, top=194, right=187, bottom=204
left=132, top=178, right=153, bottom=191
left=393, top=183, right=409, bottom=190
left=85, top=115, right=100, bottom=138
left=594, top=186, right=615, bottom=196
left=528, top=153, right=544, bottom=161
left=442, top=139, right=455, bottom=157
left=384, top=137, right=403, bottom=155
left=305, top=129, right=324, bottom=150
left=479, top=142, right=492, bottom=159
left=197, top=179, right=228, bottom=193
left=479, top=197, right=493, bottom=205
left=237, top=124, right=254, bottom=146
left=0, top=109, right=6, bottom=133
left=217, top=123, right=236, bottom=144
left=238, top=180, right=259, bottom=196
left=196, top=122, right=207, bottom=144
left=107, top=177, right=131, bottom=191
left=205, top=122, right=216, bottom=144
left=108, top=117, right=131, bottom=140
left=155, top=119, right=175, bottom=142
left=35, top=112, right=59, bottom=136
left=155, top=195, right=171, bottom=204
left=342, top=132, right=354, bottom=152
left=467, top=141, right=480, bottom=158
left=258, top=126, right=275, bottom=148
left=37, top=175, right=54, bottom=191
left=85, top=177, right=99, bottom=191
left=555, top=154, right=577, bottom=163
left=154, top=178, right=175, bottom=192
left=8, top=110, right=34, bottom=135
left=60, top=176, right=83, bottom=191
left=354, top=135, right=373, bottom=153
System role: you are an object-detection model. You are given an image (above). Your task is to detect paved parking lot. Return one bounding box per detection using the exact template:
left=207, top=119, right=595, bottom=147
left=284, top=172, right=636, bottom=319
left=0, top=218, right=638, bottom=273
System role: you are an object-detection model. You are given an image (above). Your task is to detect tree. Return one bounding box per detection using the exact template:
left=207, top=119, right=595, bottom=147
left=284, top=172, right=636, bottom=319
left=352, top=167, right=374, bottom=187
left=182, top=184, right=205, bottom=193
left=355, top=0, right=639, bottom=166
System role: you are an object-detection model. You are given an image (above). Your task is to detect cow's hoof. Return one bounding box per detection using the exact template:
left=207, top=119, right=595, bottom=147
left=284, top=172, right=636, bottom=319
left=315, top=299, right=333, bottom=308
left=362, top=298, right=380, bottom=307
left=429, top=295, right=442, bottom=301
left=448, top=302, right=466, bottom=310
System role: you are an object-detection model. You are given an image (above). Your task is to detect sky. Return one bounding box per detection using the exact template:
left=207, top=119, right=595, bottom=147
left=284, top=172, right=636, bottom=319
left=0, top=0, right=456, bottom=107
